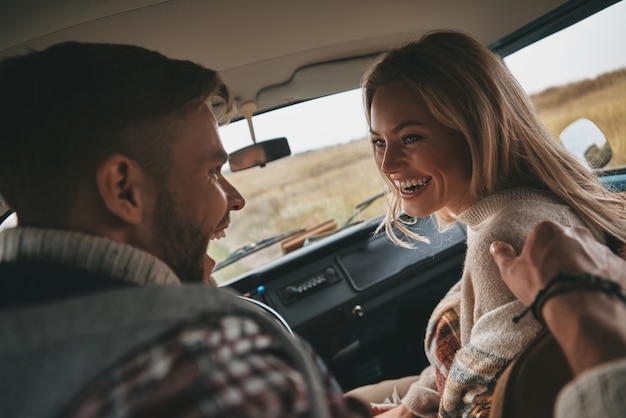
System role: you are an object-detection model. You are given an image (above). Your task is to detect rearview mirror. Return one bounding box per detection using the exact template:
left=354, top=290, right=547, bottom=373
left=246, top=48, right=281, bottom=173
left=229, top=137, right=291, bottom=172
left=560, top=118, right=613, bottom=170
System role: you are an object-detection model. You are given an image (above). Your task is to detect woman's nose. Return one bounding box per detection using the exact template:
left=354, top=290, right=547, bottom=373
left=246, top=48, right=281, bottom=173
left=379, top=143, right=404, bottom=174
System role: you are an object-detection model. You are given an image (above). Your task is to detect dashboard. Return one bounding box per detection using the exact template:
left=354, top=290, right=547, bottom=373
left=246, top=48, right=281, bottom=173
left=224, top=215, right=467, bottom=389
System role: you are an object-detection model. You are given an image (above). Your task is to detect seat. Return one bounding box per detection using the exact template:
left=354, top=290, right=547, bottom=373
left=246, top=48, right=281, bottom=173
left=491, top=332, right=573, bottom=418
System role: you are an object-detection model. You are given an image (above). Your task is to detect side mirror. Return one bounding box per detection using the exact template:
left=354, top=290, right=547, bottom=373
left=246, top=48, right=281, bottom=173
left=560, top=118, right=613, bottom=170
left=228, top=137, right=291, bottom=172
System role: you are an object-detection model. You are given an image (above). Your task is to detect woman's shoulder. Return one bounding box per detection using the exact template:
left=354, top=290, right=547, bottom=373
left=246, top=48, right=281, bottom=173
left=492, top=190, right=573, bottom=224
left=465, top=188, right=578, bottom=228
left=464, top=188, right=584, bottom=253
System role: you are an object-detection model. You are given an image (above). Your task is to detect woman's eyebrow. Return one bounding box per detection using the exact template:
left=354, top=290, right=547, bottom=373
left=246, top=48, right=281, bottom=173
left=370, top=120, right=425, bottom=136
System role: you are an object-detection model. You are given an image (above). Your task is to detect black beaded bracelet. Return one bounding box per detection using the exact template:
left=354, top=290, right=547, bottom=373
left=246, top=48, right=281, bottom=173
left=513, top=272, right=626, bottom=326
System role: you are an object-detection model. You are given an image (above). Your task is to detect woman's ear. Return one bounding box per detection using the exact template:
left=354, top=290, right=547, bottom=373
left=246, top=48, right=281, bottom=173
left=95, top=154, right=150, bottom=225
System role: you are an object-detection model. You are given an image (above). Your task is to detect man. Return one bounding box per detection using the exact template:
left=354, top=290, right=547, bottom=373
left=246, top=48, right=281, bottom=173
left=0, top=42, right=370, bottom=417
left=490, top=220, right=626, bottom=417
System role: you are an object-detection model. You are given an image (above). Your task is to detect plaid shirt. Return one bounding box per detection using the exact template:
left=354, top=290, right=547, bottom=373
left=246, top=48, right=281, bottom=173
left=64, top=313, right=371, bottom=418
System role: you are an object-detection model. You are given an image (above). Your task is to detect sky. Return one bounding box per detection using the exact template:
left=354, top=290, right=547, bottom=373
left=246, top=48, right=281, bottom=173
left=220, top=1, right=626, bottom=157
left=219, top=89, right=368, bottom=156
left=504, top=0, right=626, bottom=94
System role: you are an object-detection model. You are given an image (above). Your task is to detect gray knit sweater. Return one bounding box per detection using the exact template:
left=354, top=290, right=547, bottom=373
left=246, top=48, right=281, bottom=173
left=556, top=358, right=626, bottom=417
left=0, top=228, right=329, bottom=418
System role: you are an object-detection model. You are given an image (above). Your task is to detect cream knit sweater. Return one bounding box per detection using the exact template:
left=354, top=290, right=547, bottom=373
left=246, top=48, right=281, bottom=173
left=402, top=188, right=602, bottom=417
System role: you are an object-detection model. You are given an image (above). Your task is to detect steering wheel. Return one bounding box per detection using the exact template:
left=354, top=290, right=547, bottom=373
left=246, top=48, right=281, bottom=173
left=238, top=295, right=294, bottom=336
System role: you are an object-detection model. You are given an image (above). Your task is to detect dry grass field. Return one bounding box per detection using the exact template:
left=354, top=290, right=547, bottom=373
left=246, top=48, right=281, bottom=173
left=211, top=68, right=626, bottom=282
left=532, top=68, right=626, bottom=166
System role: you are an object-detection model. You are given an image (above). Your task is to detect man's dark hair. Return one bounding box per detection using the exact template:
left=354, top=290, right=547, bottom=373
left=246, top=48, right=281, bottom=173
left=0, top=42, right=234, bottom=221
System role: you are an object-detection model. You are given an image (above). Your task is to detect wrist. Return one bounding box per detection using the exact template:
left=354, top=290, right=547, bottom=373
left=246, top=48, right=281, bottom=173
left=541, top=289, right=617, bottom=326
left=514, top=272, right=626, bottom=326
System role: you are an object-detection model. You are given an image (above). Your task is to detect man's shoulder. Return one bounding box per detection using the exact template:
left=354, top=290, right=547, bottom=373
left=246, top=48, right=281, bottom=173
left=0, top=261, right=136, bottom=311
left=0, top=259, right=238, bottom=311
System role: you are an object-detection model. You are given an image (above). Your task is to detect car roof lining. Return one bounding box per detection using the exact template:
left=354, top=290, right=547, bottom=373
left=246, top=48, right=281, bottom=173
left=2, top=0, right=574, bottom=111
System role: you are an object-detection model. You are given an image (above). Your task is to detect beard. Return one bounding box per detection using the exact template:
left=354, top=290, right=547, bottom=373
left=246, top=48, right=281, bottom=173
left=152, top=187, right=208, bottom=283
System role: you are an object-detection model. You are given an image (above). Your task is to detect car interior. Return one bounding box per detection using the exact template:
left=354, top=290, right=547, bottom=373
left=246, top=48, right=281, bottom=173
left=2, top=0, right=625, bottom=412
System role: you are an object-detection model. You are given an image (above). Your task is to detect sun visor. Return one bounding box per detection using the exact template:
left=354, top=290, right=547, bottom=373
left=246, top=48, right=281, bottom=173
left=255, top=56, right=376, bottom=110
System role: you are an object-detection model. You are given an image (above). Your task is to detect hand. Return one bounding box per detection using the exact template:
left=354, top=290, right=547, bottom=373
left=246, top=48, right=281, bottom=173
left=374, top=404, right=414, bottom=418
left=489, top=220, right=626, bottom=305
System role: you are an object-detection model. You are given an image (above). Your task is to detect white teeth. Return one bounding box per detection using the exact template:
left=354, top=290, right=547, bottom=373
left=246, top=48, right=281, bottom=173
left=210, top=230, right=226, bottom=240
left=394, top=177, right=431, bottom=190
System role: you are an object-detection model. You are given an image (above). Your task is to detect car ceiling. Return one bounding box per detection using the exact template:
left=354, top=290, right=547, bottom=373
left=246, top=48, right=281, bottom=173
left=1, top=0, right=576, bottom=115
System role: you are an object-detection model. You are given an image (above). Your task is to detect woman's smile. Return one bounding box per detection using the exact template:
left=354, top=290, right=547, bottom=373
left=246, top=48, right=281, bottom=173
left=394, top=177, right=432, bottom=195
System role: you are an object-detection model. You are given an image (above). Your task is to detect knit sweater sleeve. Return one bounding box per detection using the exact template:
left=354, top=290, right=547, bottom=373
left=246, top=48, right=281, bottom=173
left=555, top=358, right=626, bottom=418
left=400, top=365, right=440, bottom=417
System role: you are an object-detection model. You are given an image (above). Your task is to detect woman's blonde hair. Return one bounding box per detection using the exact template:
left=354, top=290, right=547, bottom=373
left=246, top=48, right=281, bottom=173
left=362, top=30, right=626, bottom=246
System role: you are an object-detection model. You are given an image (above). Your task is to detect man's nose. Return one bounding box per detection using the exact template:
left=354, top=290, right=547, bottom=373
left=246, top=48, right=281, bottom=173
left=222, top=178, right=245, bottom=211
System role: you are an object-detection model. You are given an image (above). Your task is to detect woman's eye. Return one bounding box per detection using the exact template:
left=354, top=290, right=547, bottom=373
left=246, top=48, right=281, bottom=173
left=370, top=137, right=385, bottom=147
left=403, top=135, right=423, bottom=144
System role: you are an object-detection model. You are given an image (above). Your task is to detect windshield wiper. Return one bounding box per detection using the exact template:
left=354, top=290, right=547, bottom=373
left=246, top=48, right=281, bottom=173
left=213, top=191, right=387, bottom=272
left=213, top=228, right=305, bottom=272
left=342, top=190, right=387, bottom=227
left=302, top=190, right=388, bottom=245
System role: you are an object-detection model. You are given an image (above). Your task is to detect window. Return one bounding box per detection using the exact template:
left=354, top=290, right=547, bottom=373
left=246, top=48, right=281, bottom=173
left=504, top=1, right=626, bottom=169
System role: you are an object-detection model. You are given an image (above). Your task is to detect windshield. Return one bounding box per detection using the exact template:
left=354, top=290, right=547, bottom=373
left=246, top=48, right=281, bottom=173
left=212, top=90, right=385, bottom=282
left=210, top=1, right=626, bottom=284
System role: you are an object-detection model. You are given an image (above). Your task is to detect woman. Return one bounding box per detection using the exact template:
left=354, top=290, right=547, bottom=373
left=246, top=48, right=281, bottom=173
left=349, top=30, right=626, bottom=417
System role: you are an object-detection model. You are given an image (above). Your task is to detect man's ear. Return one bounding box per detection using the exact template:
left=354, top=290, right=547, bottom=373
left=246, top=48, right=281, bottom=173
left=95, top=154, right=150, bottom=225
